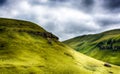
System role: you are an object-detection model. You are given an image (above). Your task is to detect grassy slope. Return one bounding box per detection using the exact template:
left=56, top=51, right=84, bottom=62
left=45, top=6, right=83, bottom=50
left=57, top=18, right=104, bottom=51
left=63, top=29, right=120, bottom=66
left=0, top=18, right=120, bottom=74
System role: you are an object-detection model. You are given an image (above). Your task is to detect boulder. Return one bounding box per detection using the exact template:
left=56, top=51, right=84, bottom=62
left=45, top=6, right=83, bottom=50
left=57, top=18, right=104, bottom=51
left=104, top=63, right=111, bottom=67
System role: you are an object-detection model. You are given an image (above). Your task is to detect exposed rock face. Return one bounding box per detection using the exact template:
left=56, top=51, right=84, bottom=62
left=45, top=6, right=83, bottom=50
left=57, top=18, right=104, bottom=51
left=17, top=29, right=59, bottom=41
left=97, top=39, right=120, bottom=51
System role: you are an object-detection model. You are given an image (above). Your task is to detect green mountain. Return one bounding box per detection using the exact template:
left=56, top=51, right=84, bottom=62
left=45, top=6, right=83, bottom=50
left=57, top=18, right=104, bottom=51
left=0, top=18, right=120, bottom=74
left=63, top=29, right=120, bottom=66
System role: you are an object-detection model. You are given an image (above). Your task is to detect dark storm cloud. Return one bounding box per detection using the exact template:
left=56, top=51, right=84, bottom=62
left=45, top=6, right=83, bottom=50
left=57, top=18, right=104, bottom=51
left=105, top=0, right=120, bottom=9
left=39, top=0, right=95, bottom=12
left=80, top=0, right=94, bottom=12
left=50, top=0, right=68, bottom=2
left=82, top=0, right=94, bottom=7
left=104, top=0, right=120, bottom=12
left=0, top=0, right=7, bottom=6
left=96, top=19, right=120, bottom=26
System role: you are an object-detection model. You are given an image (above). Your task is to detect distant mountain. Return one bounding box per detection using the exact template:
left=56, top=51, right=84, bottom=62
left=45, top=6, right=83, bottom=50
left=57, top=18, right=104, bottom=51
left=0, top=18, right=120, bottom=74
left=63, top=29, right=120, bottom=66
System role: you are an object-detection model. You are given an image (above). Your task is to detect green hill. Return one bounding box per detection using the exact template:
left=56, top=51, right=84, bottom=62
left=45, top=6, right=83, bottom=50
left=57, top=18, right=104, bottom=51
left=0, top=18, right=120, bottom=74
left=63, top=29, right=120, bottom=66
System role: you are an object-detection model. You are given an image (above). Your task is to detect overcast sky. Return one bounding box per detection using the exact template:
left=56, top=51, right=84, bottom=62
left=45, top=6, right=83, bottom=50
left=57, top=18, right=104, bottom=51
left=0, top=0, right=120, bottom=41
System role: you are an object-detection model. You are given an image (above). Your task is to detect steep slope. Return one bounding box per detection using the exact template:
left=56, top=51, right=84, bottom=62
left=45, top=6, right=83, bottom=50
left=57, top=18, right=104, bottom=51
left=63, top=29, right=120, bottom=66
left=0, top=18, right=120, bottom=74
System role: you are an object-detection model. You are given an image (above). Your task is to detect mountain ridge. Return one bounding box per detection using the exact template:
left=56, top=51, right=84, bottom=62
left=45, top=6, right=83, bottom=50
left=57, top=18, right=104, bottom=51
left=63, top=29, right=120, bottom=66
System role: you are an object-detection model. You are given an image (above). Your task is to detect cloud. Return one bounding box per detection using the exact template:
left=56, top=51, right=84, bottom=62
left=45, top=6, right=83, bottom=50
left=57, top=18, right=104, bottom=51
left=94, top=13, right=120, bottom=26
left=82, top=0, right=94, bottom=8
left=104, top=0, right=120, bottom=10
left=0, top=0, right=7, bottom=6
left=0, top=0, right=120, bottom=41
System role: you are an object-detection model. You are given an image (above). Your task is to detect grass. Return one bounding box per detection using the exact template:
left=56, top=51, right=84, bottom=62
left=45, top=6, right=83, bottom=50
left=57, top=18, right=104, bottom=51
left=63, top=29, right=120, bottom=66
left=0, top=18, right=120, bottom=74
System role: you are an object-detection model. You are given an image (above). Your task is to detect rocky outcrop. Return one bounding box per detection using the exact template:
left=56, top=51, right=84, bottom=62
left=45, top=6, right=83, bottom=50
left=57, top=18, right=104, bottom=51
left=97, top=39, right=120, bottom=51
left=17, top=29, right=59, bottom=41
left=104, top=63, right=111, bottom=67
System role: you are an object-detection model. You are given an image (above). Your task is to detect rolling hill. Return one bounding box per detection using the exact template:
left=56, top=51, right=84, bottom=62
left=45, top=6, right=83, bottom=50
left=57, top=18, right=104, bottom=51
left=63, top=29, right=120, bottom=66
left=0, top=18, right=120, bottom=74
